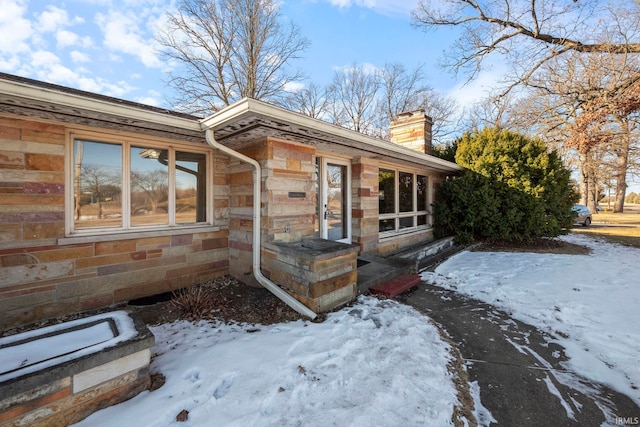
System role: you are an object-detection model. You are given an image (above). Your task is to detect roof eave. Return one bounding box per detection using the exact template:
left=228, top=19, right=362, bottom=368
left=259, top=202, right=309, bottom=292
left=0, top=77, right=202, bottom=133
left=201, top=98, right=462, bottom=173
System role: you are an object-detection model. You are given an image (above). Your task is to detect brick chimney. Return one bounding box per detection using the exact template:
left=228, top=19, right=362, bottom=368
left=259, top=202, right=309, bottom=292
left=389, top=110, right=433, bottom=154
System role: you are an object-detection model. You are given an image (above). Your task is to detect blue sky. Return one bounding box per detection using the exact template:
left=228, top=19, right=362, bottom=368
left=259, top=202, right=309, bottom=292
left=0, top=0, right=495, bottom=109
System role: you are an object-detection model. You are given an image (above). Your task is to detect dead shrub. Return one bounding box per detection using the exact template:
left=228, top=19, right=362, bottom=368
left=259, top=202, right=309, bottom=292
left=170, top=285, right=214, bottom=319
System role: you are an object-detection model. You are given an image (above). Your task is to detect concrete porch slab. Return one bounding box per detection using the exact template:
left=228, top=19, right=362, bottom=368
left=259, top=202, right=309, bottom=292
left=357, top=237, right=464, bottom=295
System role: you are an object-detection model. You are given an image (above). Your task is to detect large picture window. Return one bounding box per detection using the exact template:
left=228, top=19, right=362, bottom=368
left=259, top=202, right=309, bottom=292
left=378, top=167, right=429, bottom=235
left=70, top=136, right=210, bottom=234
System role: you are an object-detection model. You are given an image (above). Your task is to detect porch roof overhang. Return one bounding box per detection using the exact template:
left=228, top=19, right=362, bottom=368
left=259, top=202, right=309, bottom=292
left=201, top=98, right=462, bottom=173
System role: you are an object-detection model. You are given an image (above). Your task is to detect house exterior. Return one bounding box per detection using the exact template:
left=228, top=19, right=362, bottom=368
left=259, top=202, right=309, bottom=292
left=0, top=73, right=461, bottom=328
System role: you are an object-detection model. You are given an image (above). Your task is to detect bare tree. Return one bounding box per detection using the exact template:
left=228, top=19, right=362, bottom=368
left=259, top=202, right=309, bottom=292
left=412, top=0, right=640, bottom=93
left=462, top=92, right=519, bottom=131
left=376, top=63, right=459, bottom=143
left=326, top=64, right=381, bottom=134
left=415, top=88, right=460, bottom=144
left=131, top=170, right=169, bottom=214
left=325, top=62, right=460, bottom=142
left=505, top=51, right=640, bottom=211
left=281, top=82, right=329, bottom=119
left=414, top=0, right=640, bottom=207
left=81, top=165, right=120, bottom=219
left=378, top=63, right=427, bottom=121
left=157, top=0, right=309, bottom=114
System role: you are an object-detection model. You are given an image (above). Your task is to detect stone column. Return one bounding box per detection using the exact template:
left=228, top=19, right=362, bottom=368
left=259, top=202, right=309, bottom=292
left=351, top=157, right=379, bottom=254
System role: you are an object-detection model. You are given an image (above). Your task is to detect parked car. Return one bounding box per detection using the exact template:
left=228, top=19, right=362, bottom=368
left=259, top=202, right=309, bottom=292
left=572, top=204, right=592, bottom=227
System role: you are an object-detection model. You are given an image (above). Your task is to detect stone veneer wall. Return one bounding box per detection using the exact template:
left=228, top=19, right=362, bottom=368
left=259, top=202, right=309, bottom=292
left=351, top=157, right=379, bottom=254
left=225, top=134, right=450, bottom=278
left=0, top=116, right=230, bottom=329
left=228, top=137, right=316, bottom=287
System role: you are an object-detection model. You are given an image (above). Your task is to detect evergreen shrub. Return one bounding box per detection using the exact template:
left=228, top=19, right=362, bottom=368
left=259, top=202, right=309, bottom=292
left=433, top=128, right=577, bottom=244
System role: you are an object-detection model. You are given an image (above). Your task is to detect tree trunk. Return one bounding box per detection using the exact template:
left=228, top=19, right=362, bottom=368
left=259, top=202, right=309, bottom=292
left=587, top=170, right=598, bottom=213
left=613, top=119, right=630, bottom=213
left=579, top=152, right=589, bottom=205
left=579, top=150, right=599, bottom=212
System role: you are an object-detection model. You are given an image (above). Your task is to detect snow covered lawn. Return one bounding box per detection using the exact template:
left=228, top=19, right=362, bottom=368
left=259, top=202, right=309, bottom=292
left=422, top=233, right=640, bottom=407
left=75, top=298, right=460, bottom=426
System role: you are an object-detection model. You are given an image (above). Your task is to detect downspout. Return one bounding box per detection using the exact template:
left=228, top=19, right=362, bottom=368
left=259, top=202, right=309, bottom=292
left=204, top=129, right=317, bottom=320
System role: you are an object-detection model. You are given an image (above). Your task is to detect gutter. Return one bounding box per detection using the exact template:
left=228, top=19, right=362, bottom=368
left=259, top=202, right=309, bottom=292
left=203, top=128, right=317, bottom=320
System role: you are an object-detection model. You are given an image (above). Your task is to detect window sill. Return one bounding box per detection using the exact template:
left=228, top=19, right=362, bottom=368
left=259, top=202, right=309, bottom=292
left=58, top=225, right=222, bottom=245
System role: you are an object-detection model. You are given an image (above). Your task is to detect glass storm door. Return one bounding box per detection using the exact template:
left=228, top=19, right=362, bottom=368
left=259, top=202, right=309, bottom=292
left=318, top=158, right=351, bottom=243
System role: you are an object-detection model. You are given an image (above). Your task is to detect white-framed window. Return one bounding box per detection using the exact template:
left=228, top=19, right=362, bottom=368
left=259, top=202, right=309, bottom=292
left=378, top=167, right=430, bottom=235
left=66, top=132, right=212, bottom=235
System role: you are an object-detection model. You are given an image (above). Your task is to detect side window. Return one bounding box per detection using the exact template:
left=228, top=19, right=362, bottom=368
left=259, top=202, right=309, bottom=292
left=378, top=168, right=396, bottom=232
left=73, top=140, right=123, bottom=229
left=176, top=151, right=207, bottom=224
left=131, top=146, right=169, bottom=226
left=378, top=167, right=430, bottom=235
left=71, top=137, right=210, bottom=234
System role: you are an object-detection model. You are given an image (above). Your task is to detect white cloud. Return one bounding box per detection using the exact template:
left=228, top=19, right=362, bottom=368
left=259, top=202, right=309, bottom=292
left=0, top=55, right=21, bottom=72
left=283, top=81, right=306, bottom=92
left=96, top=10, right=164, bottom=69
left=0, top=0, right=32, bottom=55
left=38, top=6, right=70, bottom=33
left=27, top=49, right=135, bottom=99
left=29, top=51, right=92, bottom=89
left=31, top=50, right=61, bottom=68
left=108, top=52, right=123, bottom=62
left=55, top=30, right=92, bottom=49
left=70, top=50, right=91, bottom=63
left=101, top=79, right=137, bottom=98
left=333, top=62, right=380, bottom=75
left=56, top=30, right=79, bottom=48
left=323, top=0, right=420, bottom=15
left=135, top=95, right=160, bottom=106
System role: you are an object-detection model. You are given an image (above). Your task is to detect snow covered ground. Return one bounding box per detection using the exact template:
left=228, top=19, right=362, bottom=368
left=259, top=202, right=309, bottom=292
left=75, top=298, right=461, bottom=427
left=422, top=233, right=640, bottom=408
left=73, top=232, right=639, bottom=426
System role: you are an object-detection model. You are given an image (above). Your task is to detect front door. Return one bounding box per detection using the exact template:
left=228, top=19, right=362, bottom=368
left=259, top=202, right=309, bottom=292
left=317, top=158, right=351, bottom=243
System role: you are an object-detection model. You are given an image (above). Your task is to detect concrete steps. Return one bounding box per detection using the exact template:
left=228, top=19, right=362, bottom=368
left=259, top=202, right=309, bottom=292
left=369, top=274, right=421, bottom=298
left=356, top=237, right=463, bottom=296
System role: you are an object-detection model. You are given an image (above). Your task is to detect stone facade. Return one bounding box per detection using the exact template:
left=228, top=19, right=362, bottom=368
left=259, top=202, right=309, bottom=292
left=351, top=157, right=380, bottom=254
left=228, top=137, right=317, bottom=287
left=0, top=116, right=229, bottom=329
left=224, top=134, right=448, bottom=310
left=0, top=77, right=461, bottom=326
